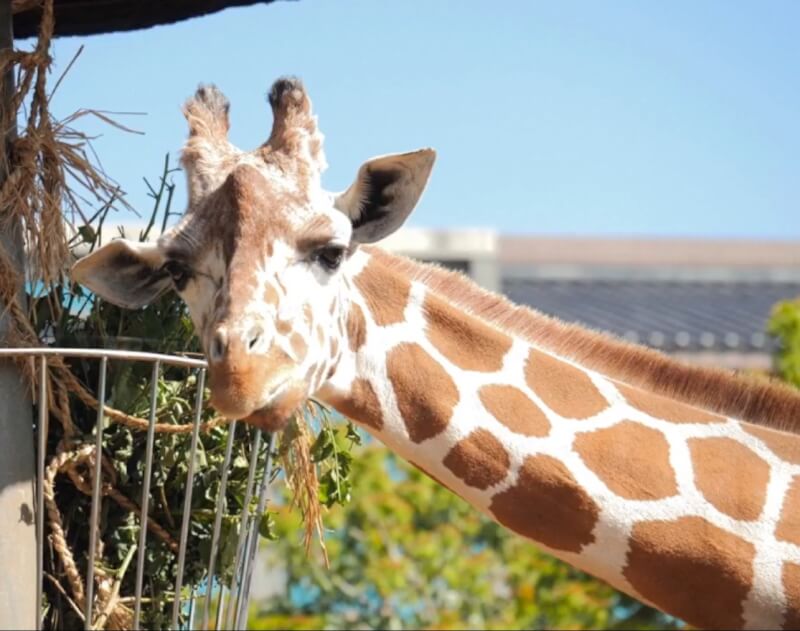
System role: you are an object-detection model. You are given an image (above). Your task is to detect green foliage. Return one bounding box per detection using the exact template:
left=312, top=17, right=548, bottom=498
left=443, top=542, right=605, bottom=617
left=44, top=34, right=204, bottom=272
left=768, top=298, right=800, bottom=388
left=310, top=419, right=362, bottom=508
left=249, top=446, right=679, bottom=630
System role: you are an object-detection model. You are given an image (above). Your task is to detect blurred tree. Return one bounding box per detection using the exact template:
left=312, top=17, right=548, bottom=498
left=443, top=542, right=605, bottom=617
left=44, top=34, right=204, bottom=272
left=248, top=444, right=679, bottom=630
left=768, top=298, right=800, bottom=388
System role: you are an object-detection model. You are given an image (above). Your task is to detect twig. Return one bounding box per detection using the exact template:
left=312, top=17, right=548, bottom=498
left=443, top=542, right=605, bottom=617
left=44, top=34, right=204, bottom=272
left=44, top=572, right=86, bottom=622
left=91, top=544, right=137, bottom=630
left=160, top=485, right=176, bottom=530
left=48, top=44, right=84, bottom=102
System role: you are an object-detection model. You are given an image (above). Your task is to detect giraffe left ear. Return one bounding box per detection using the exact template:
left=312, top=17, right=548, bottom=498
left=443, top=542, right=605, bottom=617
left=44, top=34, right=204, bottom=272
left=70, top=239, right=171, bottom=309
left=334, top=148, right=436, bottom=244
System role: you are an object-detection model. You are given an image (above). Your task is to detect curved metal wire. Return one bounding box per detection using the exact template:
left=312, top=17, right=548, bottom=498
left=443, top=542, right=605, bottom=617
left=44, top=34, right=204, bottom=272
left=0, top=346, right=207, bottom=368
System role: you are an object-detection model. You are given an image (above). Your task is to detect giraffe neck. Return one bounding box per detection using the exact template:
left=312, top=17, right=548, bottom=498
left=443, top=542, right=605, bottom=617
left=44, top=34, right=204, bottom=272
left=319, top=247, right=800, bottom=630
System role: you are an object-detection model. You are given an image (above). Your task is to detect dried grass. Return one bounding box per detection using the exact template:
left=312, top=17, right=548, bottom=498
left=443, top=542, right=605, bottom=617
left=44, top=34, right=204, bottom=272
left=0, top=0, right=133, bottom=373
left=279, top=403, right=330, bottom=567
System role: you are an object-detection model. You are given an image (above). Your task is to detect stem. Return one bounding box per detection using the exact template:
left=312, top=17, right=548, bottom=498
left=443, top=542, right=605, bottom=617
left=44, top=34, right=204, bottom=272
left=160, top=180, right=176, bottom=236
left=140, top=154, right=172, bottom=242
left=115, top=543, right=137, bottom=580
left=160, top=485, right=176, bottom=530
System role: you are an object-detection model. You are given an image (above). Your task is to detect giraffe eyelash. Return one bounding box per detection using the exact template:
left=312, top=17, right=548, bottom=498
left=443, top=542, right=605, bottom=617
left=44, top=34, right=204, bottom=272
left=311, top=245, right=346, bottom=272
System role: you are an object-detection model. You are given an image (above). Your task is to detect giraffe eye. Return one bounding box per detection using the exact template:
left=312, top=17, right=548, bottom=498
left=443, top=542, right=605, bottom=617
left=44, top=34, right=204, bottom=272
left=162, top=260, right=191, bottom=289
left=313, top=246, right=345, bottom=272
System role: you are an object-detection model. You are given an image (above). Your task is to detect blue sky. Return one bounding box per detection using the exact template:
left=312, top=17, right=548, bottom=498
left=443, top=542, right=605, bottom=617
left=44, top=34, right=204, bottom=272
left=32, top=0, right=800, bottom=238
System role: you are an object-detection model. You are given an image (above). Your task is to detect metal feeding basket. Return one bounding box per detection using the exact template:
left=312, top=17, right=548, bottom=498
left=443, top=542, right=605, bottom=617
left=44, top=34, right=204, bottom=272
left=2, top=347, right=274, bottom=631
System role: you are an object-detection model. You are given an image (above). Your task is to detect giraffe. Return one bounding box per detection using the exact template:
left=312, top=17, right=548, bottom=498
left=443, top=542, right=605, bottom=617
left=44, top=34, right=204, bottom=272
left=70, top=77, right=800, bottom=630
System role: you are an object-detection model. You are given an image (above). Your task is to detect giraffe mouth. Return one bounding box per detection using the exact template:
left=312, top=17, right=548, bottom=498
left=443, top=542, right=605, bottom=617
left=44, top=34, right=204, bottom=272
left=266, top=376, right=292, bottom=400
left=242, top=379, right=306, bottom=432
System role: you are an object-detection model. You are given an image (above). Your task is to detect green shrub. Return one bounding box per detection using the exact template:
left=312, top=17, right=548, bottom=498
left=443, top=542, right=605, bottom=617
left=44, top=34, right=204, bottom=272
left=768, top=298, right=800, bottom=388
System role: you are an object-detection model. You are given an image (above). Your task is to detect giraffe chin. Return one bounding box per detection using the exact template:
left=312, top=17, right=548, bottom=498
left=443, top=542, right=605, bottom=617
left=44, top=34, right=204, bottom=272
left=241, top=382, right=307, bottom=432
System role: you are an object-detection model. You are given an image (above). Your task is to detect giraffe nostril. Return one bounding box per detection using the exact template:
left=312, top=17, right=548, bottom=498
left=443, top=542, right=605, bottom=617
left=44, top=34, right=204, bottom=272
left=210, top=328, right=228, bottom=362
left=245, top=323, right=265, bottom=353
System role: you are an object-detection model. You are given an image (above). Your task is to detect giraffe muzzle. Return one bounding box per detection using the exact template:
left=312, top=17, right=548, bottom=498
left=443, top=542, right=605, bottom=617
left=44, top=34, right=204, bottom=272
left=206, top=341, right=306, bottom=432
left=242, top=380, right=307, bottom=432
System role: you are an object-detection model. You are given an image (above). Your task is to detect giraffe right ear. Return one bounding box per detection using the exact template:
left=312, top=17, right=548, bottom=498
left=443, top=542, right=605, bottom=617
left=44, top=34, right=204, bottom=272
left=334, top=148, right=436, bottom=244
left=70, top=239, right=171, bottom=309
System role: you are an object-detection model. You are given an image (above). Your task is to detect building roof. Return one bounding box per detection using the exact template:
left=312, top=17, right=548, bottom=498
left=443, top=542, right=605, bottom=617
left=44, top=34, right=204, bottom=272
left=11, top=0, right=276, bottom=39
left=385, top=230, right=800, bottom=368
left=503, top=277, right=800, bottom=355
left=499, top=236, right=800, bottom=269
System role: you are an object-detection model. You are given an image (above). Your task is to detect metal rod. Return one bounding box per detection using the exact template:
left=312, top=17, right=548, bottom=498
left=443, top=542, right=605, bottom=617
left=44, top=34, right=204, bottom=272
left=201, top=419, right=237, bottom=630
left=35, top=356, right=47, bottom=631
left=84, top=356, right=107, bottom=629
left=132, top=361, right=160, bottom=630
left=0, top=347, right=207, bottom=369
left=213, top=584, right=226, bottom=631
left=223, top=429, right=262, bottom=630
left=171, top=368, right=206, bottom=629
left=235, top=432, right=274, bottom=628
left=187, top=587, right=197, bottom=631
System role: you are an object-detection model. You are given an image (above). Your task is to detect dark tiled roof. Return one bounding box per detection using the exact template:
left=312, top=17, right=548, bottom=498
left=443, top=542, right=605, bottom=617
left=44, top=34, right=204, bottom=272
left=12, top=1, right=276, bottom=39
left=502, top=278, right=800, bottom=353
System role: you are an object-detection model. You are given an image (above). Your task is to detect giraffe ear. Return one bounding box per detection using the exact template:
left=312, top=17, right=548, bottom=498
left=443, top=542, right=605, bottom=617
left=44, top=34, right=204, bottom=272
left=70, top=239, right=171, bottom=309
left=334, top=148, right=436, bottom=244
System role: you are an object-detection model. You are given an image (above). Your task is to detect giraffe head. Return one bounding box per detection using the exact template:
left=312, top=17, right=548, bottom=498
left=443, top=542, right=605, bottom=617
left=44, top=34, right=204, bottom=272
left=71, top=77, right=435, bottom=430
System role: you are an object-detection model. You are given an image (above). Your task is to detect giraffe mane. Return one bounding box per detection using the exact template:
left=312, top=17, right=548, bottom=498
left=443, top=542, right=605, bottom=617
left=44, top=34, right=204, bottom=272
left=365, top=246, right=800, bottom=434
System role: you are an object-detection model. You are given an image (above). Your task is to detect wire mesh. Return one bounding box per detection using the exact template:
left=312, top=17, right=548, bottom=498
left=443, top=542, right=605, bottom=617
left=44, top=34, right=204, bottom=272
left=0, top=347, right=273, bottom=631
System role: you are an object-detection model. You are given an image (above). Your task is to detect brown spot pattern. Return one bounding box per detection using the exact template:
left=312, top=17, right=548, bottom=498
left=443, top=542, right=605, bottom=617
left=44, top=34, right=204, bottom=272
left=354, top=259, right=410, bottom=326
left=290, top=332, right=308, bottom=361
left=424, top=293, right=512, bottom=372
left=276, top=319, right=292, bottom=335
left=443, top=429, right=510, bottom=490
left=327, top=379, right=384, bottom=431
left=479, top=384, right=550, bottom=437
left=347, top=303, right=367, bottom=352
left=743, top=423, right=800, bottom=465
left=524, top=349, right=607, bottom=419
left=387, top=343, right=459, bottom=443
left=490, top=454, right=599, bottom=553
left=264, top=283, right=279, bottom=306
left=574, top=421, right=677, bottom=500
left=776, top=475, right=800, bottom=547
left=618, top=382, right=724, bottom=424
left=782, top=562, right=800, bottom=630
left=689, top=437, right=769, bottom=521
left=624, top=516, right=754, bottom=630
